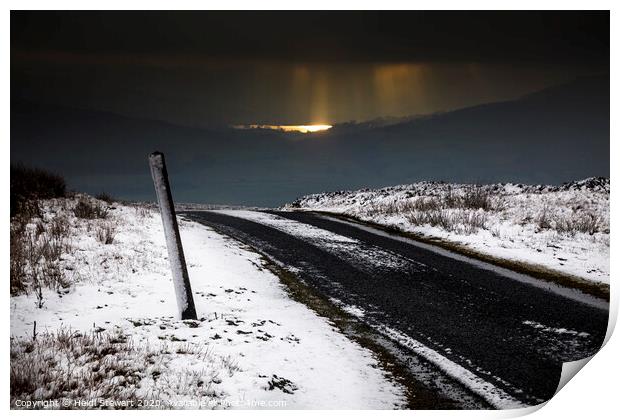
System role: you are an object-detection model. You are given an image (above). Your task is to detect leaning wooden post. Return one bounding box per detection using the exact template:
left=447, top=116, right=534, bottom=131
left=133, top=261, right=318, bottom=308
left=148, top=151, right=197, bottom=320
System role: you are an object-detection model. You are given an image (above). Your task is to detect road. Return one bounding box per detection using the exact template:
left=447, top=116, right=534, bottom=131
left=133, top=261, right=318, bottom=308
left=182, top=209, right=609, bottom=409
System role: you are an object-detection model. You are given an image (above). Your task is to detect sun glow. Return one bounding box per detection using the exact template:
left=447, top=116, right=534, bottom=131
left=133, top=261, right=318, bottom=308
left=234, top=124, right=333, bottom=134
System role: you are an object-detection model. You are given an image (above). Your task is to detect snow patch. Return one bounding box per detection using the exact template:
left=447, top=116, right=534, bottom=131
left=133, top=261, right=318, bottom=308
left=213, top=210, right=421, bottom=274
left=522, top=321, right=591, bottom=337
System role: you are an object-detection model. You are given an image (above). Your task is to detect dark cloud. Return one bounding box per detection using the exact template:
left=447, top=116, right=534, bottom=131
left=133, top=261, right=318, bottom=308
left=11, top=11, right=609, bottom=127
left=11, top=11, right=609, bottom=64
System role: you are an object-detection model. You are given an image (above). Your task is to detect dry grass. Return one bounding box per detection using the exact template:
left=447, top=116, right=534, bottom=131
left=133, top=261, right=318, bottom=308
left=134, top=206, right=153, bottom=219
left=405, top=209, right=488, bottom=235
left=10, top=196, right=121, bottom=298
left=95, top=224, right=116, bottom=245
left=11, top=328, right=143, bottom=407
left=352, top=184, right=606, bottom=238
left=74, top=199, right=109, bottom=219
left=10, top=212, right=72, bottom=296
left=10, top=326, right=238, bottom=409
left=358, top=186, right=500, bottom=234
left=535, top=205, right=605, bottom=236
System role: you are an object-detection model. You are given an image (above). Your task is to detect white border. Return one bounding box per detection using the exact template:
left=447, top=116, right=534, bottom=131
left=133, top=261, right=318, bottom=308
left=3, top=2, right=616, bottom=419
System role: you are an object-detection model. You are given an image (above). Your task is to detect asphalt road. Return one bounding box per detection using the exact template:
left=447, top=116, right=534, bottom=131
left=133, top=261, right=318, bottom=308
left=182, top=210, right=609, bottom=408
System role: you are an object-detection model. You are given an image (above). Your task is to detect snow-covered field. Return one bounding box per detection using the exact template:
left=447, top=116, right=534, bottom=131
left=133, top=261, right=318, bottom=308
left=10, top=196, right=405, bottom=409
left=288, top=178, right=609, bottom=285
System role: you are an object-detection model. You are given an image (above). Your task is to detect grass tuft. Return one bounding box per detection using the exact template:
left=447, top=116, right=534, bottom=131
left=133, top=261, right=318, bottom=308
left=74, top=199, right=109, bottom=219
left=95, top=224, right=116, bottom=245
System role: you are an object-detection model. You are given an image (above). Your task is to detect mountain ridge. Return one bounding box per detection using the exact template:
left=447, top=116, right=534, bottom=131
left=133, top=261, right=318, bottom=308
left=11, top=74, right=609, bottom=206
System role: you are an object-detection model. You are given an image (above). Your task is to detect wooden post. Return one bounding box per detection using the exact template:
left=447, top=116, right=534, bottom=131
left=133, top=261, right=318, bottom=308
left=148, top=151, right=197, bottom=320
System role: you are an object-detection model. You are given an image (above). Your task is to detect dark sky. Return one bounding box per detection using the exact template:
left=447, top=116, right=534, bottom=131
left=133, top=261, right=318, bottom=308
left=11, top=11, right=609, bottom=126
left=10, top=11, right=610, bottom=205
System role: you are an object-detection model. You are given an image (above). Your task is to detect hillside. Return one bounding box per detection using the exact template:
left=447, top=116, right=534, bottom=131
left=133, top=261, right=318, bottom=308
left=11, top=75, right=609, bottom=206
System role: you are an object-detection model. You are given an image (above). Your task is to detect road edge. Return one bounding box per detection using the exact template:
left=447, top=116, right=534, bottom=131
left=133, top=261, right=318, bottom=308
left=305, top=210, right=609, bottom=302
left=185, top=215, right=492, bottom=410
left=258, top=254, right=494, bottom=410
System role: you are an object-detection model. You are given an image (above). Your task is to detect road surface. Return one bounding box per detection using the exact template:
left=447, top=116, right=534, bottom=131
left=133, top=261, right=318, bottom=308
left=182, top=210, right=608, bottom=409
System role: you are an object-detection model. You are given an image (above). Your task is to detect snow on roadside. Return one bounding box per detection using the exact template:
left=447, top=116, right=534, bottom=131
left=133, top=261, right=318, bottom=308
left=213, top=210, right=418, bottom=273
left=10, top=198, right=406, bottom=409
left=287, top=179, right=609, bottom=285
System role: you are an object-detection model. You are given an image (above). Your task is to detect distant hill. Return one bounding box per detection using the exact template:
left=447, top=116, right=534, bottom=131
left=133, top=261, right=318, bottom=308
left=11, top=75, right=609, bottom=206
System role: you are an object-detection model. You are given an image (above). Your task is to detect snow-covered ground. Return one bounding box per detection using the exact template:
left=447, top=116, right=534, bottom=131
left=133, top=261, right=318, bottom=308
left=10, top=196, right=405, bottom=409
left=287, top=178, right=609, bottom=285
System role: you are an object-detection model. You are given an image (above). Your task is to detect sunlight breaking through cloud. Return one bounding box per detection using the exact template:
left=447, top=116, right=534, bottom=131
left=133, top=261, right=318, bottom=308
left=233, top=124, right=333, bottom=133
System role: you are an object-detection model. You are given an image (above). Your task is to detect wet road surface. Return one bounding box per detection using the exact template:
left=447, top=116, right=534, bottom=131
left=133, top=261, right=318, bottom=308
left=182, top=210, right=608, bottom=408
